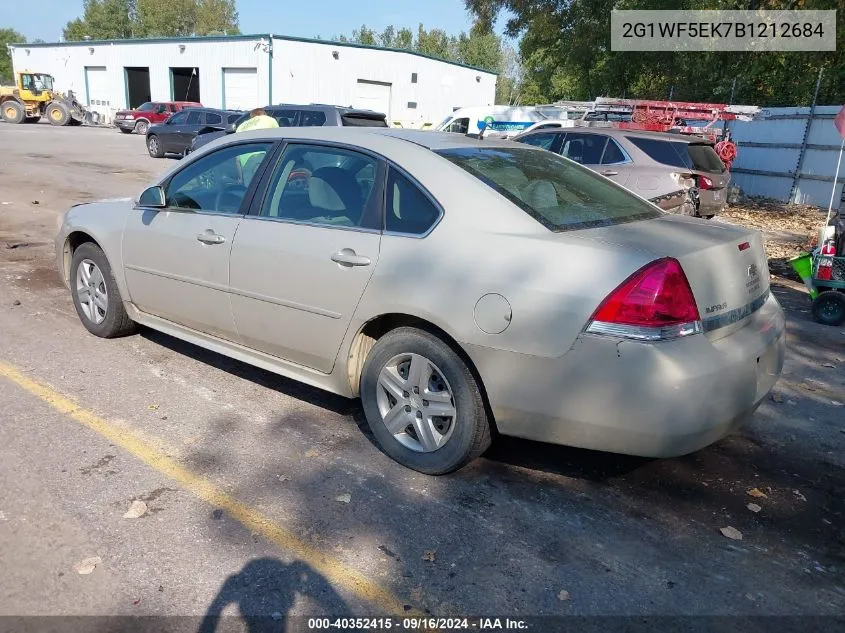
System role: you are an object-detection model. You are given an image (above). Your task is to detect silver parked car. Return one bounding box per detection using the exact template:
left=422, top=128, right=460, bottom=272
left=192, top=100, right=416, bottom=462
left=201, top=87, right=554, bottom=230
left=56, top=128, right=784, bottom=474
left=515, top=127, right=730, bottom=218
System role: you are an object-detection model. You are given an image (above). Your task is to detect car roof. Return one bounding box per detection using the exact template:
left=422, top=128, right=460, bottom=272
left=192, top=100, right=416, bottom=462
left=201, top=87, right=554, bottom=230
left=519, top=125, right=711, bottom=144
left=211, top=126, right=531, bottom=152
left=267, top=104, right=385, bottom=117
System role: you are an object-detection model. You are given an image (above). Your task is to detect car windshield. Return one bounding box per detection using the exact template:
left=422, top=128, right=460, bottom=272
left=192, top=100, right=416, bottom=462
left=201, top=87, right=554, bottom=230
left=437, top=146, right=661, bottom=232
left=137, top=102, right=156, bottom=112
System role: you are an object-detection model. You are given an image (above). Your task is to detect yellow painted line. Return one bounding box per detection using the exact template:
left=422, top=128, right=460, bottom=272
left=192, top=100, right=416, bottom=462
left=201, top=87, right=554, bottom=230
left=0, top=360, right=416, bottom=616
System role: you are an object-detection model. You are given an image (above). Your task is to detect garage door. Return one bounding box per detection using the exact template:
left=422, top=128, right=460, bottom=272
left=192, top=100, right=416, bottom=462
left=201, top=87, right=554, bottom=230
left=84, top=66, right=109, bottom=107
left=223, top=68, right=259, bottom=111
left=355, top=80, right=391, bottom=119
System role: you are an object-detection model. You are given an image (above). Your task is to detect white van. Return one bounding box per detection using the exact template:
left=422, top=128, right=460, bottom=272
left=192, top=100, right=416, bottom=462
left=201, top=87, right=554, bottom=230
left=435, top=106, right=547, bottom=137
left=436, top=105, right=596, bottom=138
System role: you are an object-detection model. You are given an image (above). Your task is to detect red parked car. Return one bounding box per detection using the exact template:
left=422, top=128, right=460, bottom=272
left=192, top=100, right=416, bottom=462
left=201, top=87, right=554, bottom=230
left=114, top=101, right=202, bottom=135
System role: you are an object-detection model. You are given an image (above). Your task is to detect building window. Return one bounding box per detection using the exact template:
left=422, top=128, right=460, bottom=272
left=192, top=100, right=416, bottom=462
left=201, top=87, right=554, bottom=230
left=407, top=102, right=417, bottom=109
left=411, top=73, right=418, bottom=83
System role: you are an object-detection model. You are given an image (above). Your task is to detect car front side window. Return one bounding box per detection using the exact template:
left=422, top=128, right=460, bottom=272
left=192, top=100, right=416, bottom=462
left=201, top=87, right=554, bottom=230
left=559, top=133, right=608, bottom=165
left=260, top=145, right=380, bottom=229
left=167, top=111, right=189, bottom=125
left=165, top=142, right=272, bottom=214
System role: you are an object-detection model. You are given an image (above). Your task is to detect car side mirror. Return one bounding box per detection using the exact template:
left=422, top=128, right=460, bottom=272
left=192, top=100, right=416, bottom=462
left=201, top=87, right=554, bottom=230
left=138, top=185, right=166, bottom=208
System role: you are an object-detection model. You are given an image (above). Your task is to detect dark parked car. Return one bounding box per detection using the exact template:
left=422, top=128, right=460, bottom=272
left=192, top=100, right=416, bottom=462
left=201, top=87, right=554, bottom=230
left=115, top=101, right=202, bottom=135
left=190, top=104, right=388, bottom=153
left=146, top=108, right=242, bottom=158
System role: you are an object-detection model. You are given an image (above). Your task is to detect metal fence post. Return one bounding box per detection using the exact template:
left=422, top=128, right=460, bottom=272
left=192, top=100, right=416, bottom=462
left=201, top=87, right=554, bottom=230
left=789, top=68, right=824, bottom=204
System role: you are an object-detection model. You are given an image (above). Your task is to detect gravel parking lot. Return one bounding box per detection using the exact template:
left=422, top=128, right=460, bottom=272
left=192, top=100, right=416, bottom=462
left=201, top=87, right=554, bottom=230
left=1, top=123, right=844, bottom=628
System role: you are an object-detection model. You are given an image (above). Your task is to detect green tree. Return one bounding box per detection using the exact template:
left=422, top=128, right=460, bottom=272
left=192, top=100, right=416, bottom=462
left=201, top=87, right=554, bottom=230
left=337, top=22, right=520, bottom=103
left=63, top=0, right=241, bottom=40
left=136, top=0, right=197, bottom=37
left=195, top=0, right=239, bottom=35
left=351, top=24, right=378, bottom=46
left=63, top=0, right=135, bottom=41
left=465, top=0, right=844, bottom=106
left=0, top=28, right=26, bottom=83
left=415, top=24, right=455, bottom=59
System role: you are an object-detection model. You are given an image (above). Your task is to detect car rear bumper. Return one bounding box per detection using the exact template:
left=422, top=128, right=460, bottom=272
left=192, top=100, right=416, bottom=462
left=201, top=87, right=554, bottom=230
left=698, top=187, right=728, bottom=216
left=466, top=293, right=785, bottom=457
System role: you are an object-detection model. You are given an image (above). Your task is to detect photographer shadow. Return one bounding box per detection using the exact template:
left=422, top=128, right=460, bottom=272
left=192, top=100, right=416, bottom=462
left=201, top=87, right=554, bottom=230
left=198, top=558, right=351, bottom=633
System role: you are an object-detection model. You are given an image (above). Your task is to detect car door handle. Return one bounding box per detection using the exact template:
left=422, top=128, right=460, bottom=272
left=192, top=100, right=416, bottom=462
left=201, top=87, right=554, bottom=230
left=196, top=231, right=226, bottom=245
left=601, top=170, right=619, bottom=176
left=331, top=249, right=371, bottom=267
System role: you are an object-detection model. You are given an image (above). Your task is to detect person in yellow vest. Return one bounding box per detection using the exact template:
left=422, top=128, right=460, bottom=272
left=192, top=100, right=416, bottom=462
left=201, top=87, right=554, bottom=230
left=236, top=108, right=279, bottom=132
left=235, top=108, right=279, bottom=180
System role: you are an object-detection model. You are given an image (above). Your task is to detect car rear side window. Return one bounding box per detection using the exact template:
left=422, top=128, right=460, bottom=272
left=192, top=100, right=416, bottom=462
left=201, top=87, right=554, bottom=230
left=517, top=132, right=559, bottom=151
left=437, top=147, right=661, bottom=232
left=300, top=111, right=327, bottom=126
left=559, top=133, right=607, bottom=165
left=228, top=113, right=242, bottom=124
left=385, top=168, right=441, bottom=235
left=627, top=137, right=693, bottom=170
left=600, top=139, right=627, bottom=164
left=205, top=112, right=222, bottom=125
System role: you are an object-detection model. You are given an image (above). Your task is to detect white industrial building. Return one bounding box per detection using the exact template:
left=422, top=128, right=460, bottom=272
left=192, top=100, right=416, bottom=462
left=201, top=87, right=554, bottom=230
left=9, top=34, right=497, bottom=127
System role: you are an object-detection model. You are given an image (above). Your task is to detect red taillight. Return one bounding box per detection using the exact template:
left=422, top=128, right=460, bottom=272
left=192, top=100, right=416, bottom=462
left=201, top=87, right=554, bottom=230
left=587, top=258, right=701, bottom=340
left=698, top=175, right=714, bottom=190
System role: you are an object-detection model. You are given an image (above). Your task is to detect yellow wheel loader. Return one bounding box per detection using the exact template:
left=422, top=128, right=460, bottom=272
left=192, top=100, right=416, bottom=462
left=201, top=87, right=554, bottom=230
left=0, top=71, right=90, bottom=126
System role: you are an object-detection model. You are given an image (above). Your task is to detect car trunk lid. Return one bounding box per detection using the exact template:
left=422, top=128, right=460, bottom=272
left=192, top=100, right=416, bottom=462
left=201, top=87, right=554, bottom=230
left=572, top=215, right=769, bottom=340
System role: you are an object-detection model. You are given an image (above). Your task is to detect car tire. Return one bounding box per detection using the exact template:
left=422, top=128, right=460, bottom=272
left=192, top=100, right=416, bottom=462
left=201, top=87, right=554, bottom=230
left=2, top=100, right=25, bottom=124
left=135, top=120, right=149, bottom=135
left=46, top=102, right=70, bottom=126
left=147, top=135, right=164, bottom=158
left=70, top=242, right=136, bottom=338
left=360, top=327, right=491, bottom=474
left=811, top=290, right=845, bottom=327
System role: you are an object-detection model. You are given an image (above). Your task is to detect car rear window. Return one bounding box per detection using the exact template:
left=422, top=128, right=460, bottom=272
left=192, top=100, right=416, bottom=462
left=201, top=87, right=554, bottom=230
left=627, top=137, right=726, bottom=173
left=437, top=147, right=661, bottom=232
left=341, top=114, right=388, bottom=127
left=687, top=143, right=727, bottom=173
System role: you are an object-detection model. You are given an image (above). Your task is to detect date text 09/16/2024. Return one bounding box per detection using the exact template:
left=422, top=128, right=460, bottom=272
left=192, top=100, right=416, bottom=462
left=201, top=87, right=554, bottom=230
left=307, top=618, right=529, bottom=630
